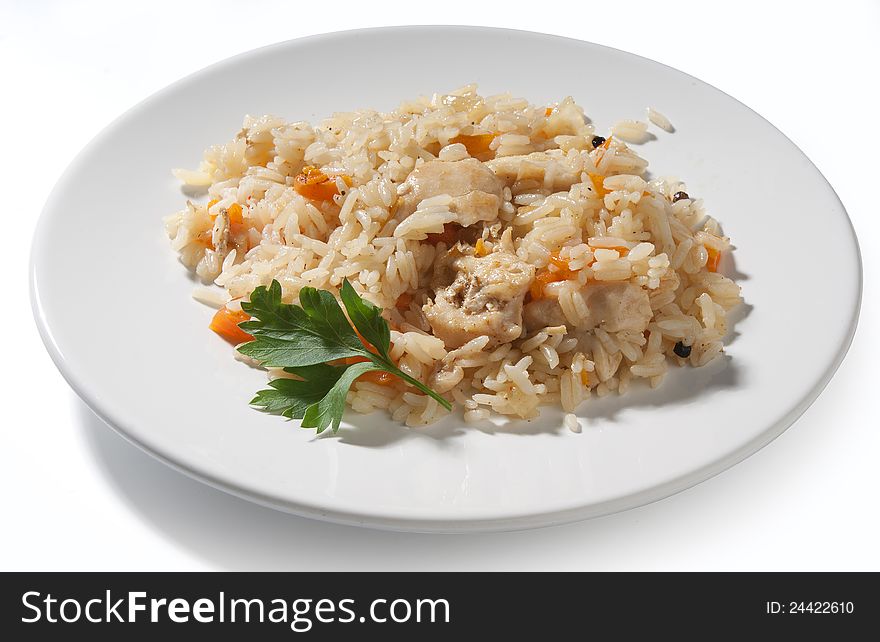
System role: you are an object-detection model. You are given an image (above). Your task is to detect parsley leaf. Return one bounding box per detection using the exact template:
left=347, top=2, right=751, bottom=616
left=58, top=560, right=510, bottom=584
left=339, top=279, right=391, bottom=358
left=239, top=279, right=452, bottom=432
left=301, top=361, right=382, bottom=433
left=238, top=280, right=369, bottom=367
left=249, top=363, right=348, bottom=419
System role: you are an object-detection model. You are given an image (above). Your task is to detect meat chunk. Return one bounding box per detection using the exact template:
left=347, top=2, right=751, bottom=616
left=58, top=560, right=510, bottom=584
left=523, top=282, right=652, bottom=333
left=398, top=159, right=504, bottom=226
left=587, top=283, right=653, bottom=332
left=423, top=244, right=535, bottom=349
left=523, top=296, right=568, bottom=331
left=486, top=150, right=582, bottom=191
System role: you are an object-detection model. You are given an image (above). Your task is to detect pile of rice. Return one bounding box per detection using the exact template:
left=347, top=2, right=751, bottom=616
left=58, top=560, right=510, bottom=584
left=165, top=85, right=743, bottom=428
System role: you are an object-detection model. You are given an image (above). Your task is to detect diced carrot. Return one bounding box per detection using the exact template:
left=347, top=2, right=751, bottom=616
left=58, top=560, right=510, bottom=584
left=706, top=246, right=721, bottom=272
left=209, top=308, right=253, bottom=345
left=530, top=271, right=551, bottom=300
left=545, top=107, right=553, bottom=117
left=531, top=252, right=580, bottom=299
left=588, top=173, right=608, bottom=199
left=548, top=253, right=570, bottom=272
left=593, top=135, right=614, bottom=165
left=358, top=370, right=397, bottom=386
left=296, top=165, right=329, bottom=185
left=226, top=202, right=243, bottom=226
left=207, top=199, right=220, bottom=222
left=474, top=238, right=489, bottom=257
left=449, top=133, right=496, bottom=160
left=531, top=268, right=568, bottom=299
left=580, top=371, right=591, bottom=387
left=425, top=223, right=460, bottom=245
left=207, top=200, right=244, bottom=228
left=293, top=165, right=352, bottom=201
left=395, top=292, right=412, bottom=309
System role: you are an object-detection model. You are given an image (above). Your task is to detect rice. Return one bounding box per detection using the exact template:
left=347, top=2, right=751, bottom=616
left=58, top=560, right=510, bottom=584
left=646, top=107, right=674, bottom=133
left=166, top=85, right=743, bottom=428
left=611, top=119, right=650, bottom=143
left=191, top=286, right=230, bottom=308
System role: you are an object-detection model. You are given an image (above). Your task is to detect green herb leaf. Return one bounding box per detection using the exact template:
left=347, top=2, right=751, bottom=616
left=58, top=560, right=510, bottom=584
left=238, top=280, right=370, bottom=367
left=339, top=279, right=391, bottom=358
left=249, top=363, right=348, bottom=419
left=300, top=361, right=381, bottom=433
left=238, top=279, right=452, bottom=432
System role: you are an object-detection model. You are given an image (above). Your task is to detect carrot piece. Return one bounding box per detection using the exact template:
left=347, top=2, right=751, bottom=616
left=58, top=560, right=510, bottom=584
left=580, top=371, right=591, bottom=387
left=226, top=202, right=243, bottom=226
left=474, top=238, right=489, bottom=257
left=530, top=271, right=548, bottom=300
left=294, top=165, right=351, bottom=201
left=548, top=253, right=570, bottom=271
left=209, top=308, right=253, bottom=345
left=531, top=252, right=580, bottom=299
left=207, top=200, right=245, bottom=228
left=593, top=135, right=614, bottom=165
left=449, top=133, right=496, bottom=159
left=530, top=269, right=566, bottom=300
left=588, top=173, right=608, bottom=199
left=207, top=198, right=220, bottom=222
left=545, top=107, right=553, bottom=117
left=358, top=370, right=397, bottom=386
left=706, top=246, right=722, bottom=272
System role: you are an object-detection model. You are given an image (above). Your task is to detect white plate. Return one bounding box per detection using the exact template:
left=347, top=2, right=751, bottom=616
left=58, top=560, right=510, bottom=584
left=31, top=27, right=861, bottom=532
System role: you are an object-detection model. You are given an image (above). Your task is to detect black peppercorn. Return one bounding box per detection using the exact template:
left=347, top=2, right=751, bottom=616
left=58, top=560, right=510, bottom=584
left=672, top=191, right=689, bottom=203
left=591, top=135, right=606, bottom=149
left=673, top=341, right=692, bottom=358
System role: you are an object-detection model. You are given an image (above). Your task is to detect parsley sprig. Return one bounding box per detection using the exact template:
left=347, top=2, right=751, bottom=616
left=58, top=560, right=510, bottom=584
left=237, top=279, right=452, bottom=433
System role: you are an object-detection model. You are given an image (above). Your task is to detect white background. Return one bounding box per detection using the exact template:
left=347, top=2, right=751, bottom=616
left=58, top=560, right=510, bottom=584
left=2, top=1, right=877, bottom=571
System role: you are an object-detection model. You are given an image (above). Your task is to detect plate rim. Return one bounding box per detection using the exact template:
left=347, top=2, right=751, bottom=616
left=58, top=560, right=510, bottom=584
left=29, top=25, right=864, bottom=532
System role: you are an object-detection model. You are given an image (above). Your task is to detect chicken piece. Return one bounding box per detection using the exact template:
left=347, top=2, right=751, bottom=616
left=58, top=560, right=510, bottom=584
left=486, top=150, right=583, bottom=191
left=523, top=282, right=652, bottom=333
left=523, top=296, right=568, bottom=331
left=398, top=159, right=504, bottom=226
left=588, top=283, right=653, bottom=332
left=424, top=244, right=535, bottom=349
